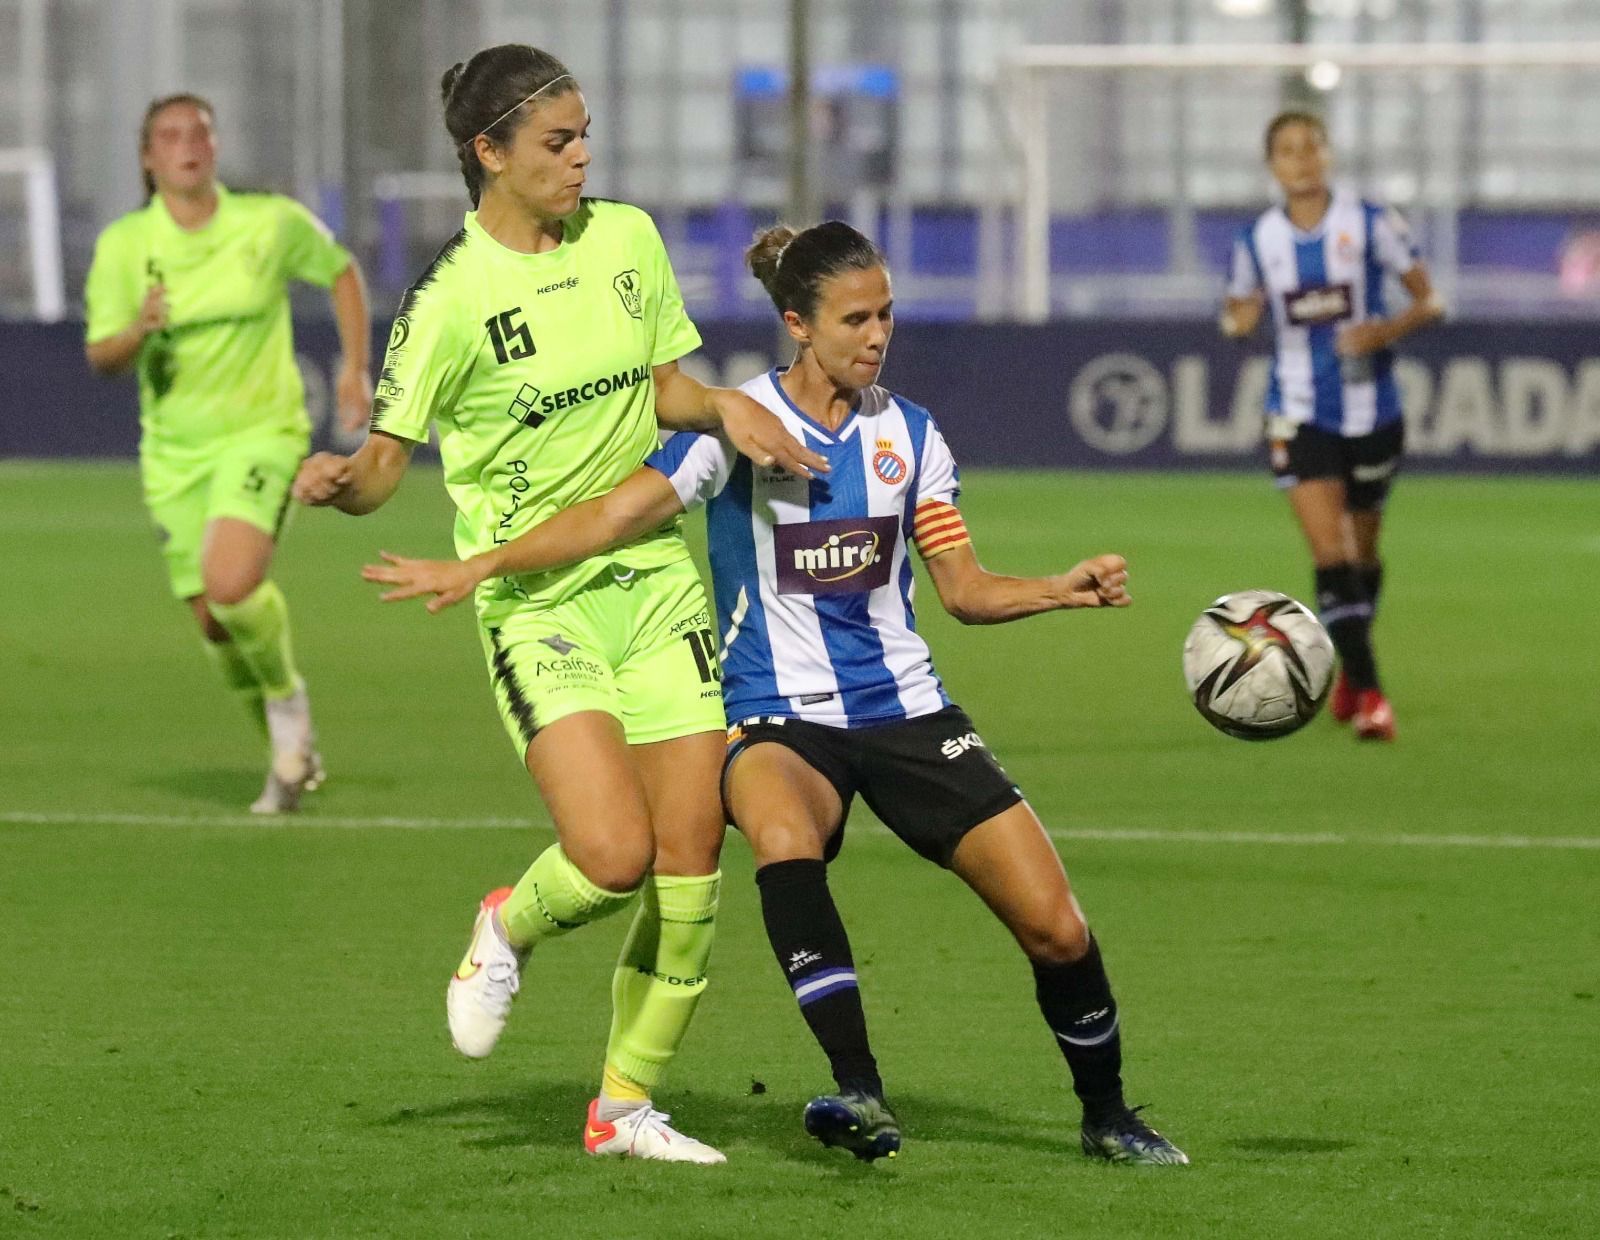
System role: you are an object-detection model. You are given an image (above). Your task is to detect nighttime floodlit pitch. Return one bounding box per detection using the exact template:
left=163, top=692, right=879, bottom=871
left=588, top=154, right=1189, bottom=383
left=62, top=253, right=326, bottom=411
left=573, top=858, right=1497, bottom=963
left=1182, top=590, right=1334, bottom=740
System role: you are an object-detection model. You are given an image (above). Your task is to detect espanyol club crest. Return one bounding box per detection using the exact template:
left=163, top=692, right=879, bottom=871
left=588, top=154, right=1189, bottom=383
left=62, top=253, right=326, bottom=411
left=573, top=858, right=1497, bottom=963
left=872, top=438, right=907, bottom=485
left=613, top=269, right=643, bottom=319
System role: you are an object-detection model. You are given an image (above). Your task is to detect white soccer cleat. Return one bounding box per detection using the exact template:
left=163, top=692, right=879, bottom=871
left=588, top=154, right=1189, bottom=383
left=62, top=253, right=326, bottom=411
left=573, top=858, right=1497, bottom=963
left=582, top=1099, right=727, bottom=1164
left=447, top=888, right=524, bottom=1059
left=250, top=767, right=304, bottom=815
left=253, top=677, right=315, bottom=814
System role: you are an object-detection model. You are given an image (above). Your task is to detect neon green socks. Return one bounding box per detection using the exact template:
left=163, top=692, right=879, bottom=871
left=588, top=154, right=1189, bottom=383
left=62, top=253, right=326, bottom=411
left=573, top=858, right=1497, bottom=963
left=207, top=581, right=298, bottom=700
left=603, top=871, right=720, bottom=1094
left=498, top=844, right=638, bottom=950
left=198, top=635, right=268, bottom=739
left=496, top=852, right=719, bottom=1098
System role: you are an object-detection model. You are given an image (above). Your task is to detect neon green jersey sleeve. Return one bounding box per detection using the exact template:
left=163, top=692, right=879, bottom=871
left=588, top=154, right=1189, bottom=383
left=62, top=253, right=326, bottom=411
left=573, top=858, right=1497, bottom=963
left=277, top=197, right=352, bottom=287
left=370, top=231, right=472, bottom=445
left=83, top=220, right=144, bottom=345
left=644, top=216, right=702, bottom=366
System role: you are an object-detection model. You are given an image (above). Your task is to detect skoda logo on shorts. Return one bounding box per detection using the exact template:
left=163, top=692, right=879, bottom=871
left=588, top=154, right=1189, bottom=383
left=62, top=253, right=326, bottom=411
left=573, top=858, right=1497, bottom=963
left=1068, top=353, right=1169, bottom=455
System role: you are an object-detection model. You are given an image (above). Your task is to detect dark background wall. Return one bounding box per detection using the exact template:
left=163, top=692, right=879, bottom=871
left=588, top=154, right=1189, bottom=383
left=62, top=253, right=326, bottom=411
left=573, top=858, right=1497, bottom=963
left=8, top=320, right=1597, bottom=474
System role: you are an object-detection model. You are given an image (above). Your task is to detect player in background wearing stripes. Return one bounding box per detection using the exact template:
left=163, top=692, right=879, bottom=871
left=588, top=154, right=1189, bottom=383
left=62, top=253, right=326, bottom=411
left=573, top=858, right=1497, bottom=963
left=364, top=220, right=1188, bottom=1167
left=84, top=94, right=373, bottom=812
left=1222, top=112, right=1443, bottom=741
left=294, top=44, right=824, bottom=1163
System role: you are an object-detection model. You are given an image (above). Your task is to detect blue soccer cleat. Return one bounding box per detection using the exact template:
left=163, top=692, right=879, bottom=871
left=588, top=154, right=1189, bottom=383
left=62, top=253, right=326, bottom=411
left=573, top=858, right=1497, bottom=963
left=1081, top=1105, right=1189, bottom=1166
left=803, top=1091, right=902, bottom=1162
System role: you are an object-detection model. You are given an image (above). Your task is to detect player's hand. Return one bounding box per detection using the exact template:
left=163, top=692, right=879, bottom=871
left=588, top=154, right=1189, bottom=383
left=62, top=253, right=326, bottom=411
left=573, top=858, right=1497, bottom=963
left=293, top=452, right=354, bottom=506
left=138, top=284, right=169, bottom=336
left=1336, top=319, right=1391, bottom=358
left=1219, top=291, right=1263, bottom=338
left=1052, top=554, right=1130, bottom=609
left=713, top=389, right=829, bottom=480
left=334, top=361, right=374, bottom=434
left=361, top=551, right=486, bottom=613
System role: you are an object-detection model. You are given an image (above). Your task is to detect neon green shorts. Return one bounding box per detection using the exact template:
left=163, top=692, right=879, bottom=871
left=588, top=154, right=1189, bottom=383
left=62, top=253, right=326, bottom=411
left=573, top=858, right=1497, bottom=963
left=476, top=557, right=725, bottom=755
left=140, top=428, right=308, bottom=599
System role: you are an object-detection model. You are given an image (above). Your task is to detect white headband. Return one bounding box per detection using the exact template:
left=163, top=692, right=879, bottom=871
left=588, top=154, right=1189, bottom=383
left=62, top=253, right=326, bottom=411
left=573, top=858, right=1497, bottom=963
left=470, top=74, right=576, bottom=145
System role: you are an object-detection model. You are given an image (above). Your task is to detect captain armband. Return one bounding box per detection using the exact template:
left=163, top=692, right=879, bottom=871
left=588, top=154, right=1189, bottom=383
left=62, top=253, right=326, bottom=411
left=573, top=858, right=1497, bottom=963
left=912, top=499, right=970, bottom=559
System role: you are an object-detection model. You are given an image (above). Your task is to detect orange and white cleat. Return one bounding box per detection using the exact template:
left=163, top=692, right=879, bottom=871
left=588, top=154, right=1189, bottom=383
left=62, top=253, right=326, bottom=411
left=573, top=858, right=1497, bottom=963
left=1328, top=669, right=1357, bottom=724
left=1353, top=690, right=1397, bottom=742
left=583, top=1098, right=727, bottom=1164
left=446, top=887, right=524, bottom=1058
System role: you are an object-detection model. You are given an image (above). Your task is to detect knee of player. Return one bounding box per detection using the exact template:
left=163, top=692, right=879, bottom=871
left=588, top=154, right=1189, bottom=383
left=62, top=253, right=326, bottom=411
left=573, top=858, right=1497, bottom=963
left=574, top=844, right=654, bottom=895
left=652, top=832, right=725, bottom=880
left=203, top=569, right=264, bottom=608
left=741, top=817, right=830, bottom=867
left=1015, top=911, right=1091, bottom=966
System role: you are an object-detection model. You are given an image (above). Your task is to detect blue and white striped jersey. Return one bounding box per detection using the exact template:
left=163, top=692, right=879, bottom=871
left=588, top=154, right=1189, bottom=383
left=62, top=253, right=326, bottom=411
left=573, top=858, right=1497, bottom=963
left=1229, top=188, right=1420, bottom=437
left=646, top=369, right=963, bottom=729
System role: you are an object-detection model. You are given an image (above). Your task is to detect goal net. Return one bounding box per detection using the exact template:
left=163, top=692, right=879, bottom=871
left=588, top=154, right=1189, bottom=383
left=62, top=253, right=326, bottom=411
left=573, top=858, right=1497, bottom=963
left=991, top=43, right=1600, bottom=322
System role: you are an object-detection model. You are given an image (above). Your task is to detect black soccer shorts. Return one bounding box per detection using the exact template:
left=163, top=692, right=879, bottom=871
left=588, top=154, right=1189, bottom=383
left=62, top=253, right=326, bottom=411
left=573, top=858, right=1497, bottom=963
left=1269, top=419, right=1405, bottom=512
left=723, top=705, right=1023, bottom=867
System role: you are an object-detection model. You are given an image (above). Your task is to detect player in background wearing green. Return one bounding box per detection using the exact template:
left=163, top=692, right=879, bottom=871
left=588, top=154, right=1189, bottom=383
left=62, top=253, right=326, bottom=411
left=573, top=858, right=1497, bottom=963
left=85, top=94, right=372, bottom=813
left=293, top=44, right=826, bottom=1163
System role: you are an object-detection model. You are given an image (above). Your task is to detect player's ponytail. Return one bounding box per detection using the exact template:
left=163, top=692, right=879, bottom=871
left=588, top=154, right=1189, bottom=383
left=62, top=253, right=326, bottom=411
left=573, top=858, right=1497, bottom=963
left=745, top=220, right=885, bottom=321
left=440, top=63, right=467, bottom=107
left=441, top=44, right=577, bottom=207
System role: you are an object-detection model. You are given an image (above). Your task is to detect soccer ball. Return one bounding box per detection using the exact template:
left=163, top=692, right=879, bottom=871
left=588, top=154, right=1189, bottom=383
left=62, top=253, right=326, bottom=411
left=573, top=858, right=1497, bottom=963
left=1182, top=590, right=1334, bottom=740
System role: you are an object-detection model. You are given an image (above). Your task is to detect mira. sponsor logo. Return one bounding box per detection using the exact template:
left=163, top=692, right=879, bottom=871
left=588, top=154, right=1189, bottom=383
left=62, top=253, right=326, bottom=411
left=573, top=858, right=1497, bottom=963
left=1283, top=283, right=1354, bottom=326
left=773, top=516, right=898, bottom=596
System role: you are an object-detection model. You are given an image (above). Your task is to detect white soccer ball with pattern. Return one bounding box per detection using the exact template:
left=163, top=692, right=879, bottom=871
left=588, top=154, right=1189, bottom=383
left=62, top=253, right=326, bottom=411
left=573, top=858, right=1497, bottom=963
left=1181, top=590, right=1334, bottom=740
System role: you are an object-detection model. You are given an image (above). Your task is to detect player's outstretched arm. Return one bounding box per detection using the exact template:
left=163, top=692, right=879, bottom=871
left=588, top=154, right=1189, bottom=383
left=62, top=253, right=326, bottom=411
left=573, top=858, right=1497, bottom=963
left=294, top=430, right=414, bottom=515
left=652, top=361, right=828, bottom=480
left=924, top=543, right=1130, bottom=626
left=361, top=465, right=686, bottom=614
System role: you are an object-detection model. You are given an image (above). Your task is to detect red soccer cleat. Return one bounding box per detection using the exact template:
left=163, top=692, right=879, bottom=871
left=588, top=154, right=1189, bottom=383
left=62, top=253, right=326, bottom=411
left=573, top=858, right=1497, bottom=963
left=1328, top=669, right=1357, bottom=724
left=1353, top=690, right=1396, bottom=742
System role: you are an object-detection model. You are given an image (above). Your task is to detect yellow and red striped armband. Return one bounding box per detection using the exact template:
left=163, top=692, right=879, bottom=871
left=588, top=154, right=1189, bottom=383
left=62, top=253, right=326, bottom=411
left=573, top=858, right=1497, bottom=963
left=913, top=498, right=971, bottom=559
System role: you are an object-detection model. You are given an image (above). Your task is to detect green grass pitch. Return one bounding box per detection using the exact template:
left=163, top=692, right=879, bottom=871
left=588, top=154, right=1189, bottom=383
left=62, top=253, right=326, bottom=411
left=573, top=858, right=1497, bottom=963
left=2, top=461, right=1595, bottom=1238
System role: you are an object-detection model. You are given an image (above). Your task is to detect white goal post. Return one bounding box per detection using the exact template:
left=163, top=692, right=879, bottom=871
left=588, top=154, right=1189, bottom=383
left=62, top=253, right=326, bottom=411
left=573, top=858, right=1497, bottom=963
left=997, top=42, right=1600, bottom=322
left=0, top=147, right=65, bottom=321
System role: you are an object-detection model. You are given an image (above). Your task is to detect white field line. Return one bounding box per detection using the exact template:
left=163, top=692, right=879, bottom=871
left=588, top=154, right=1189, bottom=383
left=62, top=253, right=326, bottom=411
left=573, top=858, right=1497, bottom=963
left=2, top=810, right=1597, bottom=851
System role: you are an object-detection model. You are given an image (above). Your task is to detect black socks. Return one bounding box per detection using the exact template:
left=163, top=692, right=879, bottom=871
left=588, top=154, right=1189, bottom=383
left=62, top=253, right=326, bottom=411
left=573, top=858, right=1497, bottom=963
left=1315, top=562, right=1380, bottom=691
left=1032, top=935, right=1126, bottom=1124
left=755, top=858, right=883, bottom=1098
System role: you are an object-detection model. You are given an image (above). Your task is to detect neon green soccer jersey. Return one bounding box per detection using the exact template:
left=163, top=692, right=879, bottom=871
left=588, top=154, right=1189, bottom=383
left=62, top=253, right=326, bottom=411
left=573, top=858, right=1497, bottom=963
left=369, top=199, right=703, bottom=611
left=84, top=184, right=352, bottom=454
